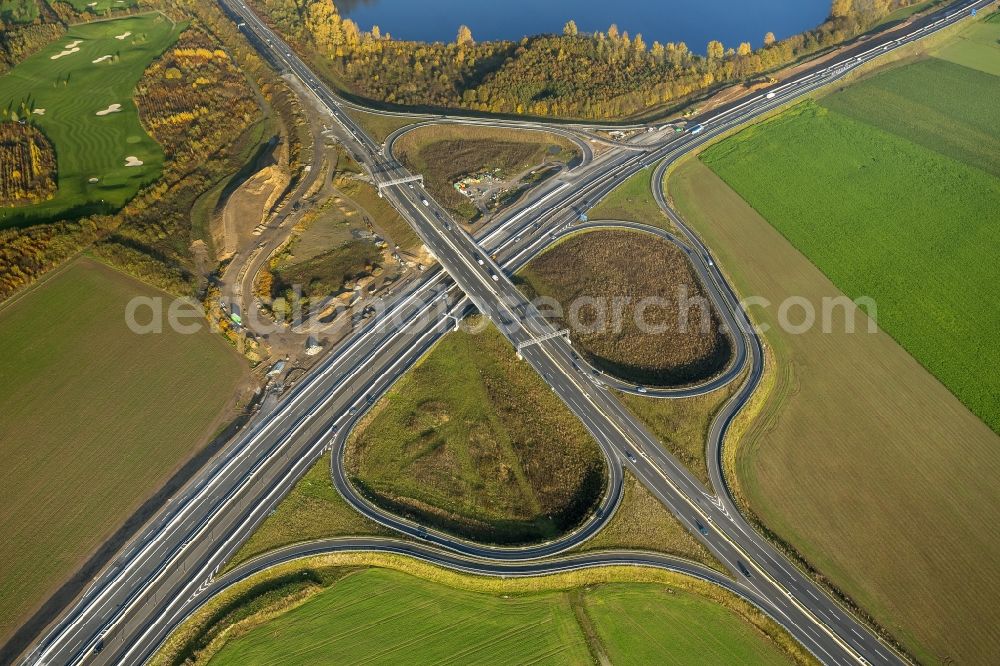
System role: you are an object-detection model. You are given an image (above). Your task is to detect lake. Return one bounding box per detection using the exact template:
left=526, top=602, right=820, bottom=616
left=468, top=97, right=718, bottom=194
left=337, top=0, right=832, bottom=52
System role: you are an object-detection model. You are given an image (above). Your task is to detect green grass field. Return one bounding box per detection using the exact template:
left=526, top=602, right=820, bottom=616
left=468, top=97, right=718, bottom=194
left=932, top=10, right=1000, bottom=75
left=345, top=322, right=606, bottom=544
left=57, top=0, right=138, bottom=13
left=670, top=157, right=1000, bottom=665
left=822, top=58, right=1000, bottom=177
left=0, top=258, right=247, bottom=643
left=0, top=13, right=182, bottom=226
left=204, top=568, right=795, bottom=666
left=701, top=95, right=1000, bottom=435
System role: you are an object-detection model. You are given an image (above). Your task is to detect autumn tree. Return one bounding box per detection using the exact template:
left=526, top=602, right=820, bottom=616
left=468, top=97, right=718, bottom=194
left=764, top=31, right=776, bottom=46
left=737, top=42, right=752, bottom=56
left=456, top=24, right=474, bottom=46
left=563, top=19, right=578, bottom=36
left=707, top=40, right=724, bottom=60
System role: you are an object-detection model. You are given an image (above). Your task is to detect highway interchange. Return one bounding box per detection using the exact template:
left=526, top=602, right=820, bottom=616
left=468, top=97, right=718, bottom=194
left=19, top=0, right=993, bottom=664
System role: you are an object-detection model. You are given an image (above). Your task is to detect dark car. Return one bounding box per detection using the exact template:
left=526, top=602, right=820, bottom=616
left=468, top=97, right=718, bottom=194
left=695, top=520, right=708, bottom=536
left=737, top=561, right=752, bottom=578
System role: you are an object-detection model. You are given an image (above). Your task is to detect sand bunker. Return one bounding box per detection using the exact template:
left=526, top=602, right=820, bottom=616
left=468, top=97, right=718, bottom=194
left=114, top=31, right=132, bottom=41
left=88, top=177, right=99, bottom=183
left=50, top=42, right=82, bottom=60
left=92, top=55, right=113, bottom=64
left=32, top=108, right=45, bottom=116
left=124, top=156, right=143, bottom=167
left=95, top=103, right=122, bottom=116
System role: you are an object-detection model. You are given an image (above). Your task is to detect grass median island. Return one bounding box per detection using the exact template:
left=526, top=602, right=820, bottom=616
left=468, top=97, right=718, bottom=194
left=702, top=96, right=1000, bottom=435
left=618, top=378, right=741, bottom=488
left=223, top=457, right=390, bottom=572
left=0, top=13, right=183, bottom=226
left=670, top=157, right=1000, bottom=665
left=155, top=558, right=807, bottom=666
left=0, top=257, right=248, bottom=644
left=393, top=124, right=579, bottom=223
left=517, top=228, right=731, bottom=387
left=586, top=165, right=673, bottom=232
left=344, top=321, right=606, bottom=544
left=578, top=472, right=722, bottom=571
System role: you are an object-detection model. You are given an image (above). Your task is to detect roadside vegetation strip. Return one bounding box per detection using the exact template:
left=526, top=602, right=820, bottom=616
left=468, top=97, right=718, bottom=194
left=343, top=106, right=419, bottom=144
left=393, top=124, right=580, bottom=224
left=577, top=471, right=722, bottom=571
left=669, top=157, right=1000, bottom=666
left=517, top=228, right=731, bottom=388
left=0, top=13, right=183, bottom=226
left=701, top=99, right=1000, bottom=435
left=222, top=458, right=391, bottom=573
left=0, top=257, right=249, bottom=645
left=344, top=322, right=606, bottom=545
left=154, top=554, right=812, bottom=666
left=617, top=377, right=741, bottom=488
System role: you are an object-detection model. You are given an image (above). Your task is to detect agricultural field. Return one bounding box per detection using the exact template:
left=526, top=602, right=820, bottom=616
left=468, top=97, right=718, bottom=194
left=0, top=13, right=182, bottom=226
left=173, top=566, right=800, bottom=666
left=669, top=157, right=1000, bottom=665
left=517, top=228, right=731, bottom=387
left=932, top=9, right=1000, bottom=75
left=393, top=124, right=579, bottom=223
left=0, top=258, right=248, bottom=645
left=344, top=322, right=606, bottom=544
left=702, top=95, right=1000, bottom=435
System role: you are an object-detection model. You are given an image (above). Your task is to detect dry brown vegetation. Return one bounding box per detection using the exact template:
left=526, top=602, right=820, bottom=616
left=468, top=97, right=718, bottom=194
left=394, top=124, right=578, bottom=222
left=0, top=121, right=55, bottom=206
left=344, top=322, right=606, bottom=544
left=518, top=229, right=731, bottom=386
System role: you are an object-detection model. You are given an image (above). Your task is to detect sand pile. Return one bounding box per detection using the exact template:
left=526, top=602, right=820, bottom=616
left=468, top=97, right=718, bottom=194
left=96, top=103, right=122, bottom=116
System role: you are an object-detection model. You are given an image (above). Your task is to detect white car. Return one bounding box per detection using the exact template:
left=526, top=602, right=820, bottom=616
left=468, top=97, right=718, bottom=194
left=422, top=198, right=429, bottom=206
left=491, top=273, right=499, bottom=282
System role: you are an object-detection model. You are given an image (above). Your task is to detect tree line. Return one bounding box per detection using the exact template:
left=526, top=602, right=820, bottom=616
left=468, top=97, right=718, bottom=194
left=251, top=0, right=925, bottom=120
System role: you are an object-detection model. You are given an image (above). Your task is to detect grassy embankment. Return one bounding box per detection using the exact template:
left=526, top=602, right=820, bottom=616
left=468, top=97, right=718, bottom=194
left=0, top=13, right=182, bottom=225
left=344, top=322, right=606, bottom=544
left=393, top=124, right=579, bottom=223
left=671, top=33, right=1000, bottom=661
left=0, top=258, right=247, bottom=644
left=154, top=556, right=812, bottom=666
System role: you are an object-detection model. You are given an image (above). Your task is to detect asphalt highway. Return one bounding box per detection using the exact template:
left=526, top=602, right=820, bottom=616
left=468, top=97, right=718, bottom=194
left=17, top=1, right=993, bottom=664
